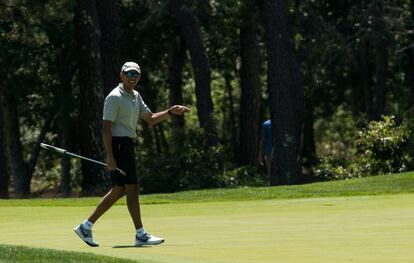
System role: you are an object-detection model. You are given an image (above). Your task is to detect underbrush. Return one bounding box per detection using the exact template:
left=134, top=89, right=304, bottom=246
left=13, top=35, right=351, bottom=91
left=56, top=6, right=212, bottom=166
left=315, top=108, right=412, bottom=181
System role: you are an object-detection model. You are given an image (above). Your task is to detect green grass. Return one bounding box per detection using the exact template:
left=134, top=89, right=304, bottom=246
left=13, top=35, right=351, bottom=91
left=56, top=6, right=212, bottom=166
left=1, top=194, right=413, bottom=263
left=0, top=244, right=144, bottom=263
left=0, top=173, right=413, bottom=263
left=1, top=172, right=413, bottom=206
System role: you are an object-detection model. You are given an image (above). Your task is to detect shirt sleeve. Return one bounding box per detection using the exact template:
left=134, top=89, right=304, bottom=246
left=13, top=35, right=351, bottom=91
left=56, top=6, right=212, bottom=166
left=103, top=95, right=118, bottom=122
left=138, top=94, right=152, bottom=118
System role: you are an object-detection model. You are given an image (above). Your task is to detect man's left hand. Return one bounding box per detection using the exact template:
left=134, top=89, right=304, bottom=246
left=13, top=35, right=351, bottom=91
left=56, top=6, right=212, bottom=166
left=169, top=105, right=191, bottom=115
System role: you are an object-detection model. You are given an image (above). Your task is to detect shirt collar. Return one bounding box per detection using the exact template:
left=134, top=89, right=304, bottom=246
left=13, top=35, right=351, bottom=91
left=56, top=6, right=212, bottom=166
left=118, top=83, right=134, bottom=98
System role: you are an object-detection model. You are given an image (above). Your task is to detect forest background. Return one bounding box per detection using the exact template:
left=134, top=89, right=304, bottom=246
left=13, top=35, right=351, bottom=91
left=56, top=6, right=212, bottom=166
left=1, top=0, right=413, bottom=198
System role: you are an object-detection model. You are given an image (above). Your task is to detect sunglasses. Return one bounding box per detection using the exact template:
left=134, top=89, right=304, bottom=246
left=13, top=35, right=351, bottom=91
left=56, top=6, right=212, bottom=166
left=123, top=71, right=140, bottom=78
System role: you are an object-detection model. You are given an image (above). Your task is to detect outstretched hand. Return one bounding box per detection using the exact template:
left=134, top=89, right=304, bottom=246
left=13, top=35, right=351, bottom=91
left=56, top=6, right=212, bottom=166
left=169, top=105, right=191, bottom=115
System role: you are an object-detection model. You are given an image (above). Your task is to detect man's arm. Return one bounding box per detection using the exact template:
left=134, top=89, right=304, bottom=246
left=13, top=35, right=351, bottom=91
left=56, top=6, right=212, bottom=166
left=103, top=120, right=117, bottom=171
left=141, top=105, right=190, bottom=126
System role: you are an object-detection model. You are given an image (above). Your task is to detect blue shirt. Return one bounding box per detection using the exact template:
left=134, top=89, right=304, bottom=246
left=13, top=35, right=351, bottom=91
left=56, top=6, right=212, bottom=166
left=261, top=120, right=272, bottom=157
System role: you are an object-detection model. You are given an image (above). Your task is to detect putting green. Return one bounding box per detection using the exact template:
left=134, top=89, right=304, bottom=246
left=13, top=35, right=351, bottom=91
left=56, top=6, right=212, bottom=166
left=0, top=194, right=413, bottom=263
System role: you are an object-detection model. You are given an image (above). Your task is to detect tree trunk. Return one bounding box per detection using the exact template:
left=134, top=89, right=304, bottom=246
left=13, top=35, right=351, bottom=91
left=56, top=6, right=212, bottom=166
left=56, top=48, right=75, bottom=197
left=169, top=0, right=218, bottom=146
left=0, top=85, right=52, bottom=198
left=141, top=122, right=154, bottom=154
left=96, top=0, right=121, bottom=96
left=0, top=92, right=30, bottom=197
left=153, top=126, right=162, bottom=155
left=409, top=0, right=414, bottom=108
left=360, top=39, right=373, bottom=120
left=74, top=0, right=109, bottom=195
left=408, top=49, right=414, bottom=109
left=356, top=1, right=388, bottom=120
left=168, top=37, right=186, bottom=146
left=225, top=75, right=238, bottom=161
left=238, top=0, right=261, bottom=166
left=371, top=2, right=388, bottom=121
left=59, top=123, right=72, bottom=197
left=27, top=116, right=53, bottom=181
left=350, top=36, right=372, bottom=119
left=372, top=40, right=387, bottom=120
left=0, top=105, right=9, bottom=199
left=301, top=99, right=316, bottom=181
left=265, top=0, right=304, bottom=185
left=156, top=124, right=170, bottom=154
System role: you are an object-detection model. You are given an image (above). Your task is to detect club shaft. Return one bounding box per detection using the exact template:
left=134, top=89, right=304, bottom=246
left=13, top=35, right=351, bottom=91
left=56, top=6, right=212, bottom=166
left=65, top=152, right=107, bottom=167
left=41, top=143, right=126, bottom=176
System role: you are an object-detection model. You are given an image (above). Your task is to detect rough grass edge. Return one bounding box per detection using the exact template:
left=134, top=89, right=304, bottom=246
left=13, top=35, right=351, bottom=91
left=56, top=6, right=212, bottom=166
left=1, top=172, right=413, bottom=207
left=0, top=244, right=152, bottom=263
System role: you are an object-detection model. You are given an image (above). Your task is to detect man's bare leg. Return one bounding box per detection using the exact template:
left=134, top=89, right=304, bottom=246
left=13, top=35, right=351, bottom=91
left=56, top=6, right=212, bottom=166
left=125, top=184, right=143, bottom=229
left=88, top=186, right=125, bottom=223
left=125, top=184, right=164, bottom=245
left=73, top=186, right=124, bottom=247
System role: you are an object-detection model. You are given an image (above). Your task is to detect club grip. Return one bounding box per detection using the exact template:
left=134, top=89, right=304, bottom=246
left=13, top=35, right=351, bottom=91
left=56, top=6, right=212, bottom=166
left=116, top=168, right=127, bottom=176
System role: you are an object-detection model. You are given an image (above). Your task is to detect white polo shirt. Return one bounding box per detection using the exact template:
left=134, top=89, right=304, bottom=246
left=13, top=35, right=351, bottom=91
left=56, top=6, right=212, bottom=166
left=103, top=83, right=152, bottom=138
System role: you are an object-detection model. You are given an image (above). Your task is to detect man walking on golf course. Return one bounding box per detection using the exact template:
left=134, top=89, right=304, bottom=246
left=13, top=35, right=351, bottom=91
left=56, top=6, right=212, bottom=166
left=74, top=61, right=190, bottom=247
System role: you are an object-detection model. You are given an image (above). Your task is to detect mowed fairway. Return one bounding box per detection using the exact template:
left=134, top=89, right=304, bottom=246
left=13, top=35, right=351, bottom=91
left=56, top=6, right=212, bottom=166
left=1, top=193, right=413, bottom=263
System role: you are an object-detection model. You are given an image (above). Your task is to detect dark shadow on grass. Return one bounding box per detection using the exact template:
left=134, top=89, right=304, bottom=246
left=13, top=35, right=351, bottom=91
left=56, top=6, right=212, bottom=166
left=112, top=245, right=151, bottom=248
left=113, top=241, right=166, bottom=248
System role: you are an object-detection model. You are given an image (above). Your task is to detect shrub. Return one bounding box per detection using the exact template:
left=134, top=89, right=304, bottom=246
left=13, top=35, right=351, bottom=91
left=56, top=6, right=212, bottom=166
left=355, top=115, right=411, bottom=176
left=221, top=166, right=266, bottom=188
left=138, top=128, right=223, bottom=193
left=314, top=157, right=354, bottom=181
left=315, top=115, right=411, bottom=180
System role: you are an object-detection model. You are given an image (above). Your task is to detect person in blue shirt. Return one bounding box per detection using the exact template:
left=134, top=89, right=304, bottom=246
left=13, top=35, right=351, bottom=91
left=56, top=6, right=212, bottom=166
left=258, top=119, right=272, bottom=177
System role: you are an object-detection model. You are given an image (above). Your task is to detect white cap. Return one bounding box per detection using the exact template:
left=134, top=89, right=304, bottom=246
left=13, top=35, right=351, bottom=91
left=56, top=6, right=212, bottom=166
left=121, top=62, right=141, bottom=73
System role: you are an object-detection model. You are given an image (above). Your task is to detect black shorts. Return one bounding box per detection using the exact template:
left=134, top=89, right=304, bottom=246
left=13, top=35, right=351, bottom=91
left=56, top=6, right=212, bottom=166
left=111, top=136, right=138, bottom=186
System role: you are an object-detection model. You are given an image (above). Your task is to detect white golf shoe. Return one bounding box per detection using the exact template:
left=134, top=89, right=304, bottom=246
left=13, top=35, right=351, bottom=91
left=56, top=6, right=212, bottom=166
left=73, top=224, right=99, bottom=247
left=135, top=232, right=164, bottom=246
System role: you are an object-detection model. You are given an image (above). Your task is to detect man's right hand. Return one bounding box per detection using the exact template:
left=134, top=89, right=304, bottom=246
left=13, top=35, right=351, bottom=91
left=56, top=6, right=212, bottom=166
left=106, top=156, right=117, bottom=171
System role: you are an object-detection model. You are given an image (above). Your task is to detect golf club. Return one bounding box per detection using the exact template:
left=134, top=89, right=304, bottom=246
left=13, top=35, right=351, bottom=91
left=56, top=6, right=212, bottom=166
left=40, top=143, right=126, bottom=176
